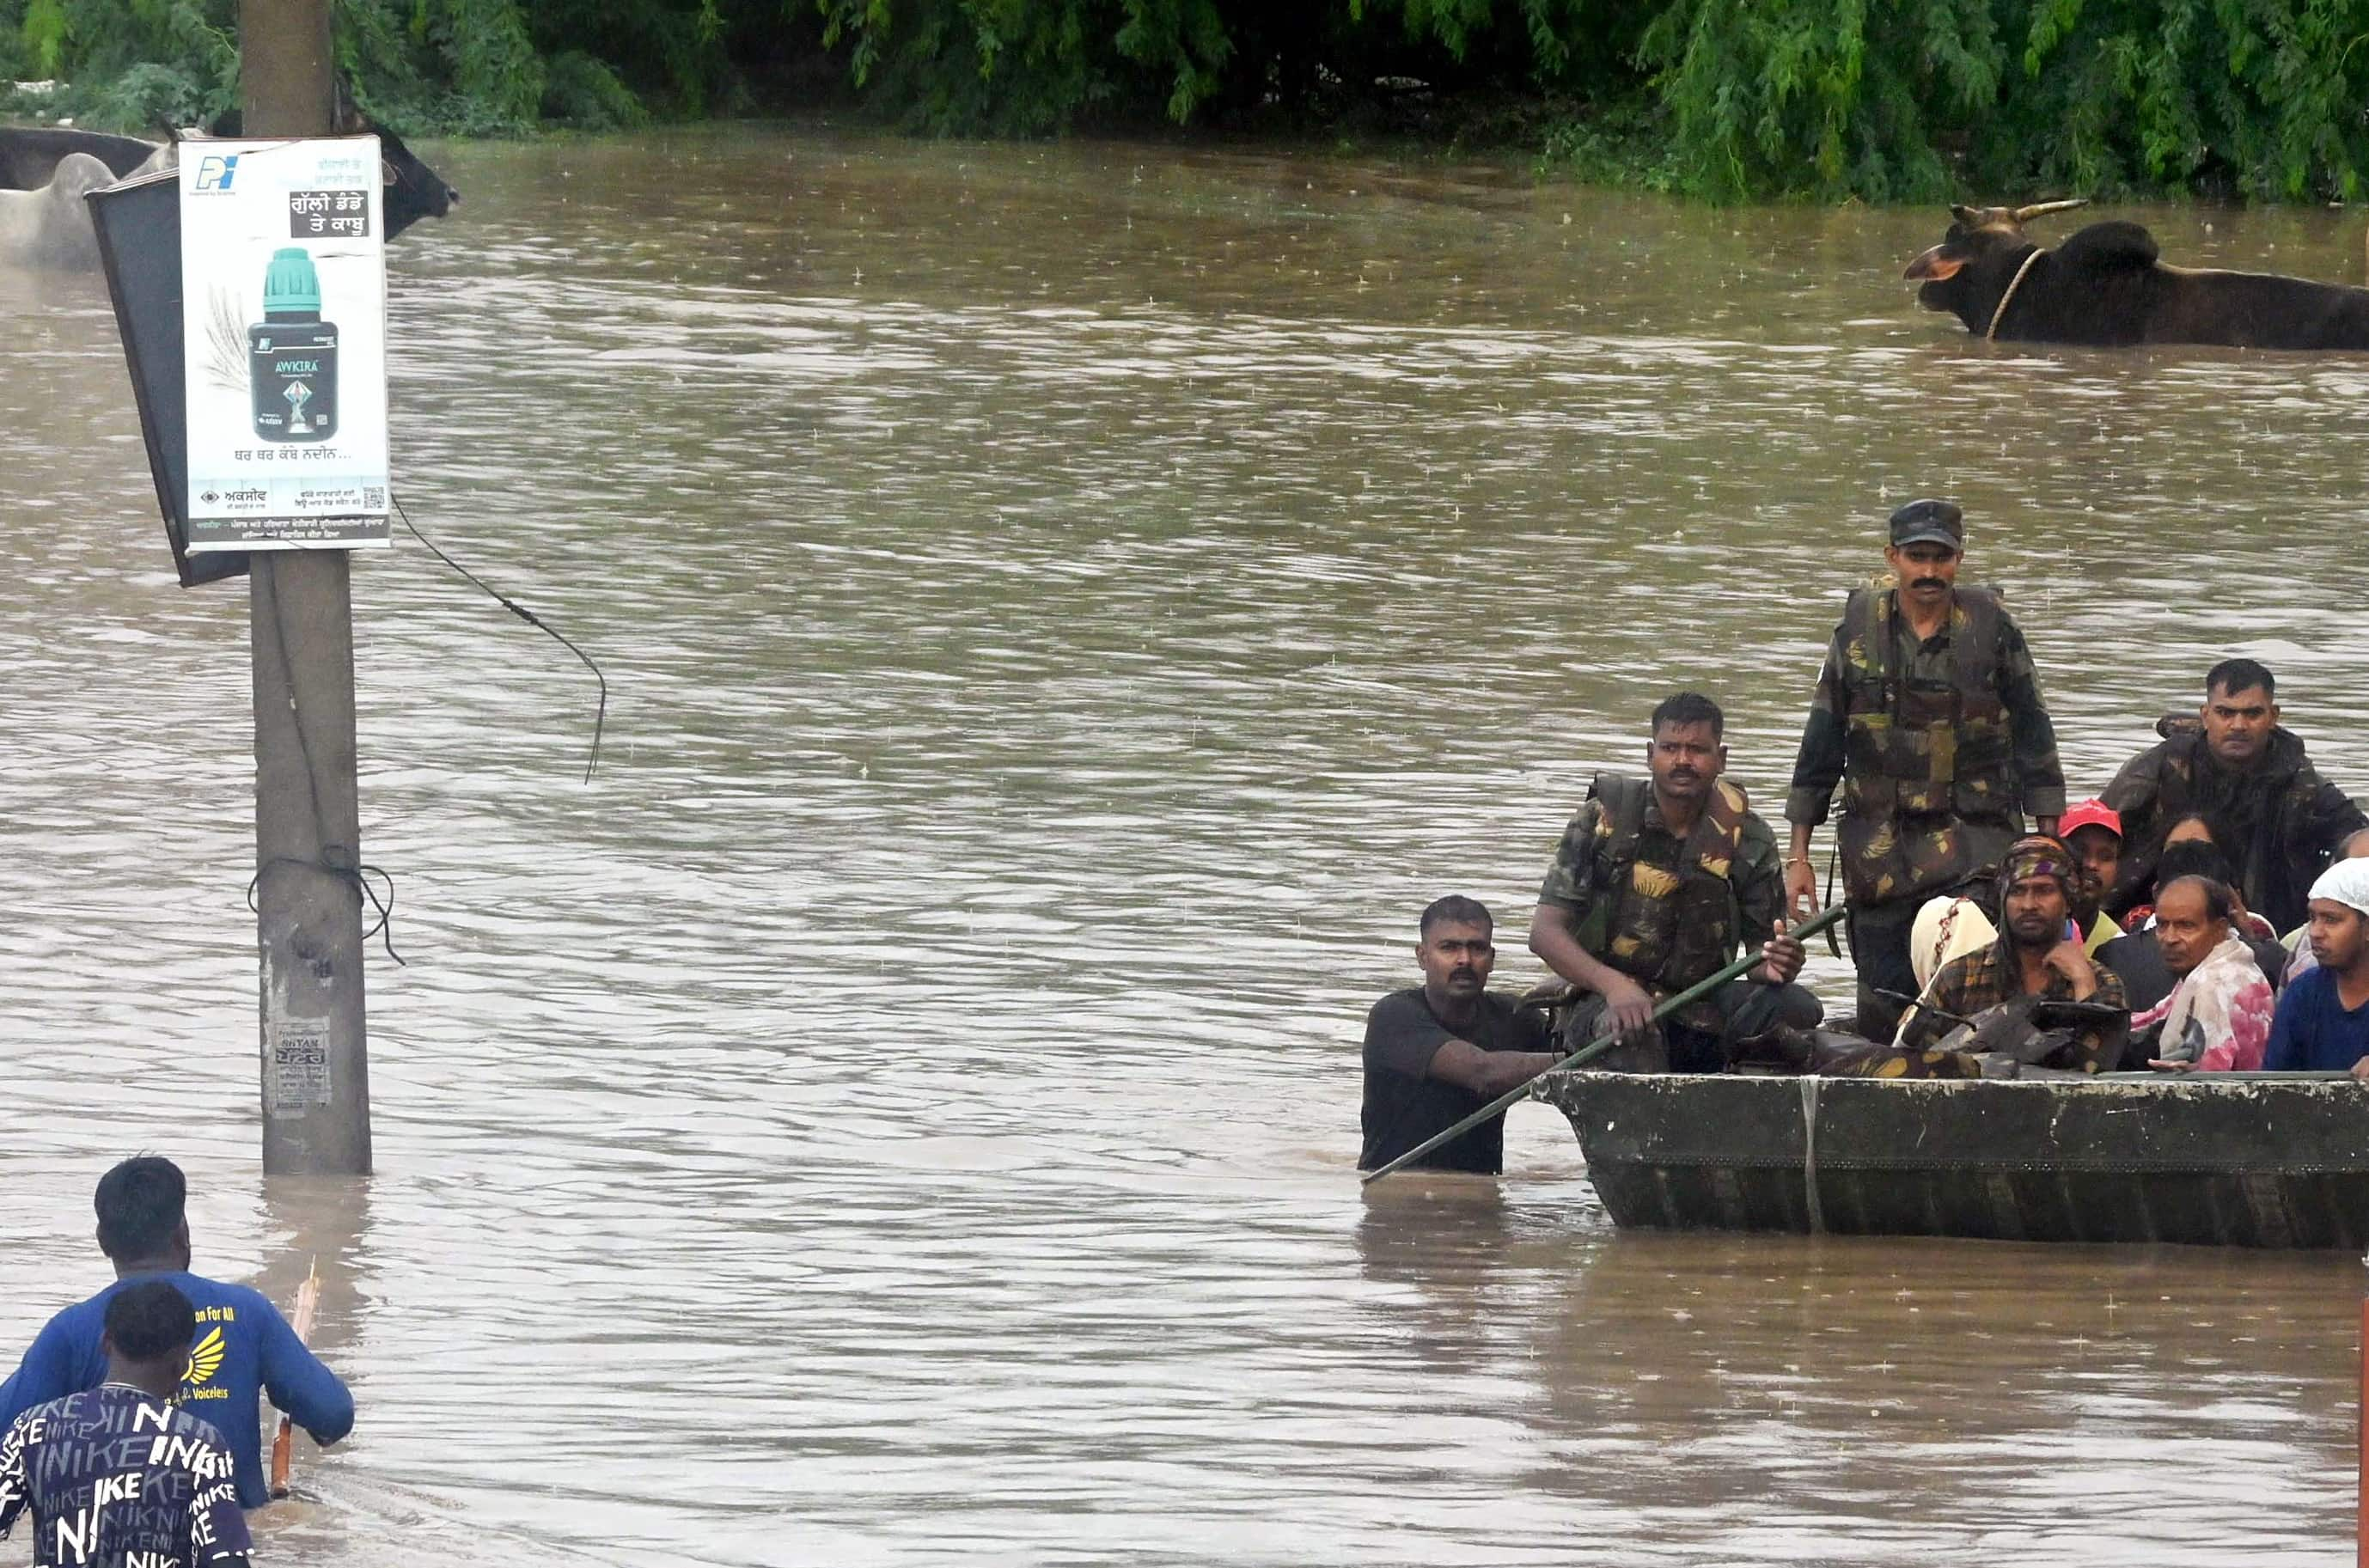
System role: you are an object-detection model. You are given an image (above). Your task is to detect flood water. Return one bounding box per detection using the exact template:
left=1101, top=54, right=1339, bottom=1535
left=5, top=127, right=2369, bottom=1565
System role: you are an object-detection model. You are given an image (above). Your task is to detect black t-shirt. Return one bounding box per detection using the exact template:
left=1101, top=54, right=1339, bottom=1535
left=1359, top=987, right=1549, bottom=1174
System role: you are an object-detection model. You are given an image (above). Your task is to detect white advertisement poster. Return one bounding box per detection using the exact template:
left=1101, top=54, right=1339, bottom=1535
left=179, top=137, right=390, bottom=551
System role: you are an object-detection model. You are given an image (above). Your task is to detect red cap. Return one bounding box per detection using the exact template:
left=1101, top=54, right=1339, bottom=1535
left=2059, top=798, right=2122, bottom=839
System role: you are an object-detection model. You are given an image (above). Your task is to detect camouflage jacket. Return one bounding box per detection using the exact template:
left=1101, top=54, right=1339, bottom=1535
left=1902, top=941, right=2128, bottom=1073
left=2102, top=723, right=2367, bottom=933
left=1539, top=773, right=1786, bottom=1019
left=1786, top=585, right=2066, bottom=907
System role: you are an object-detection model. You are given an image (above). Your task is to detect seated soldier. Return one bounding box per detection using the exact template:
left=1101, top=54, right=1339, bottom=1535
left=2135, top=876, right=2274, bottom=1071
left=2097, top=826, right=2287, bottom=1016
left=1359, top=896, right=1561, bottom=1174
left=1902, top=835, right=2128, bottom=1073
left=2267, top=861, right=2369, bottom=1075
left=1529, top=692, right=1818, bottom=1073
left=2103, top=659, right=2369, bottom=933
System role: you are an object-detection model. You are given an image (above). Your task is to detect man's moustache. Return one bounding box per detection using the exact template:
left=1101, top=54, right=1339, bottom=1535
left=1912, top=577, right=1946, bottom=590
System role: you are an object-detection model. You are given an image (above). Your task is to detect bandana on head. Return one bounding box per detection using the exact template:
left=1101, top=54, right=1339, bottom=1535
left=1999, top=835, right=2075, bottom=895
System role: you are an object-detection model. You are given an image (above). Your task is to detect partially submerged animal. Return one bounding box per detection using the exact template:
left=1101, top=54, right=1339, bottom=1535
left=1905, top=199, right=2369, bottom=350
left=0, top=94, right=456, bottom=271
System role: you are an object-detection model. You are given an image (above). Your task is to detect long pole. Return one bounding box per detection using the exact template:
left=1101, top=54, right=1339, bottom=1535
left=1362, top=905, right=1847, bottom=1186
left=244, top=0, right=371, bottom=1175
left=268, top=1256, right=321, bottom=1496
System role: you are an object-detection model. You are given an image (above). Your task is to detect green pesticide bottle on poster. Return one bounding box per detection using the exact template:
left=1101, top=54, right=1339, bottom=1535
left=249, top=247, right=339, bottom=442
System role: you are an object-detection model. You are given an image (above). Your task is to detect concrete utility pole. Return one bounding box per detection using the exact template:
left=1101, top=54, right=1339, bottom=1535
left=243, top=0, right=371, bottom=1175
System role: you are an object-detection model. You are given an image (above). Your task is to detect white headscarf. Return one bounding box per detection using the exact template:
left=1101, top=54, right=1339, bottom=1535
left=2310, top=858, right=2369, bottom=919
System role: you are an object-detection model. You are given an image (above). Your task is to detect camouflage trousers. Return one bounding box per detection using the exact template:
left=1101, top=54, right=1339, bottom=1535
left=1554, top=979, right=1825, bottom=1075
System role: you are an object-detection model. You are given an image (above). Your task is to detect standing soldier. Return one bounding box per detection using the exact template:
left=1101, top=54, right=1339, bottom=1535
left=1785, top=499, right=2066, bottom=1038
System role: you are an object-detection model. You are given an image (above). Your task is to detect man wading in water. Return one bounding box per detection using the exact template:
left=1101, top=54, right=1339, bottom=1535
left=0, top=1157, right=351, bottom=1510
left=1785, top=499, right=2066, bottom=1039
left=1359, top=898, right=1561, bottom=1174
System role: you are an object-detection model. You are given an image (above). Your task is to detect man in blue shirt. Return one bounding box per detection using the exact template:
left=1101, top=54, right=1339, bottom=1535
left=0, top=1279, right=253, bottom=1567
left=0, top=1157, right=352, bottom=1510
left=2266, top=861, right=2369, bottom=1074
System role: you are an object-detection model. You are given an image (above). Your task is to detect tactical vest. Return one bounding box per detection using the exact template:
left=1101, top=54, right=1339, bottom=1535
left=1585, top=772, right=1749, bottom=994
left=2132, top=723, right=2317, bottom=922
left=1835, top=585, right=2018, bottom=904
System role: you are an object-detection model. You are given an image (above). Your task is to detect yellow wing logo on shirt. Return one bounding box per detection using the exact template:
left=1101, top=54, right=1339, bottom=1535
left=183, top=1326, right=227, bottom=1388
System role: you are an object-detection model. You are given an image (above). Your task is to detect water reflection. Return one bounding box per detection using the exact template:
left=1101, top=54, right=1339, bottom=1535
left=1, top=129, right=2366, bottom=1564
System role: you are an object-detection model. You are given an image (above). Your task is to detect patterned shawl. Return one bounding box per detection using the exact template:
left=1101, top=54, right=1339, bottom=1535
left=2134, top=932, right=2274, bottom=1071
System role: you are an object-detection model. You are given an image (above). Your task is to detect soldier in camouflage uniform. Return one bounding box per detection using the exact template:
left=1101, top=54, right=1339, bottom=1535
left=1785, top=500, right=2066, bottom=1040
left=1529, top=692, right=1823, bottom=1073
left=2101, top=658, right=2369, bottom=933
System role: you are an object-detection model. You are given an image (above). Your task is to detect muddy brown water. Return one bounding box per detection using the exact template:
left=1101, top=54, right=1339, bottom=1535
left=3, top=128, right=2368, bottom=1565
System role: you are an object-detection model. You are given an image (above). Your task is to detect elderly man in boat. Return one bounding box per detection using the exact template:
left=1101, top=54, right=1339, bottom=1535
left=2134, top=876, right=2275, bottom=1071
left=1527, top=692, right=1820, bottom=1072
left=2095, top=818, right=2288, bottom=1017
left=1900, top=835, right=2128, bottom=1072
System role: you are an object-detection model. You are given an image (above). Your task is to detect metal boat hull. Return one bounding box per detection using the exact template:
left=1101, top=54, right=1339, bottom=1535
left=1536, top=1071, right=2369, bottom=1248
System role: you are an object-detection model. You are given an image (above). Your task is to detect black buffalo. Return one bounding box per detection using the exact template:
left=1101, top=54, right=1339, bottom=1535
left=1, top=91, right=456, bottom=269
left=1904, top=200, right=2369, bottom=350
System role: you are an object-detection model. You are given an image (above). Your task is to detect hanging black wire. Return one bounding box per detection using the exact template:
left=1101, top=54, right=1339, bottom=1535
left=391, top=493, right=607, bottom=783
left=247, top=855, right=406, bottom=967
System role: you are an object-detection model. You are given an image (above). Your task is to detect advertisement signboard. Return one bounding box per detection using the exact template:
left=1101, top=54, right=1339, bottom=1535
left=179, top=137, right=389, bottom=551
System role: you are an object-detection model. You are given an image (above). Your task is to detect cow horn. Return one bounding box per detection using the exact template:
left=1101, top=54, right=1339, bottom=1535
left=2012, top=198, right=2089, bottom=222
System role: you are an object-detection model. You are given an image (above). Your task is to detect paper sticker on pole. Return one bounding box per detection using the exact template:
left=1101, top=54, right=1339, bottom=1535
left=267, top=1016, right=334, bottom=1114
left=180, top=137, right=389, bottom=552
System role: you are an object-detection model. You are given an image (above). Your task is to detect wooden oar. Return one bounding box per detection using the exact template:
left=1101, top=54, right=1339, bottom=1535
left=1362, top=904, right=1848, bottom=1186
left=268, top=1257, right=320, bottom=1499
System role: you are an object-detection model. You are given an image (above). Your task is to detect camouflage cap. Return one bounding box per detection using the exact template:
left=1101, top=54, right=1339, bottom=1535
left=1888, top=498, right=1965, bottom=550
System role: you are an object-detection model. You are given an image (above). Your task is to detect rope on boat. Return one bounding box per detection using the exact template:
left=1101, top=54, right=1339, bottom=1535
left=1798, top=1076, right=1825, bottom=1234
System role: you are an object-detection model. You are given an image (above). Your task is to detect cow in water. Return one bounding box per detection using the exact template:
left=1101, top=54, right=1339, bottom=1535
left=0, top=88, right=456, bottom=270
left=1904, top=200, right=2369, bottom=351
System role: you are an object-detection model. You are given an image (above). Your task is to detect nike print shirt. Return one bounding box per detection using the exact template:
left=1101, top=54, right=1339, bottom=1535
left=0, top=1385, right=253, bottom=1566
left=0, top=1273, right=352, bottom=1510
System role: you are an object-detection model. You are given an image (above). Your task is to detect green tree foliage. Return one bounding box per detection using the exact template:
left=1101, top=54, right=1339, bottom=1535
left=813, top=0, right=1236, bottom=132
left=1998, top=0, right=2369, bottom=200
left=6, top=0, right=2369, bottom=201
left=808, top=0, right=2369, bottom=199
left=0, top=0, right=788, bottom=131
left=1639, top=0, right=2002, bottom=201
